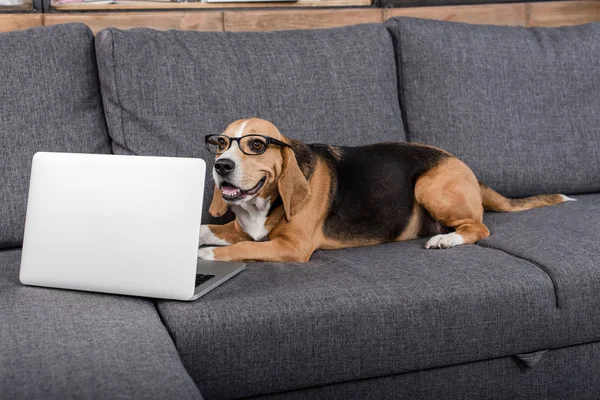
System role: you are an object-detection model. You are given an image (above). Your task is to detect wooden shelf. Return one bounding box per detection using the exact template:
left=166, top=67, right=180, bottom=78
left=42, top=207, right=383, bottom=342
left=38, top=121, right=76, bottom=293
left=528, top=0, right=600, bottom=27
left=383, top=3, right=528, bottom=26
left=52, top=0, right=370, bottom=11
left=384, top=0, right=600, bottom=27
left=44, top=11, right=224, bottom=32
left=0, top=14, right=42, bottom=32
left=3, top=0, right=600, bottom=34
left=224, top=8, right=382, bottom=31
left=44, top=8, right=381, bottom=32
left=0, top=3, right=32, bottom=11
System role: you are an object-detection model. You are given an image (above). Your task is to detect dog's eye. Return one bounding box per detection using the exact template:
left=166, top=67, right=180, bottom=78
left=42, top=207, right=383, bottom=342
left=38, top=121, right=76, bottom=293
left=217, top=137, right=228, bottom=150
left=251, top=140, right=265, bottom=151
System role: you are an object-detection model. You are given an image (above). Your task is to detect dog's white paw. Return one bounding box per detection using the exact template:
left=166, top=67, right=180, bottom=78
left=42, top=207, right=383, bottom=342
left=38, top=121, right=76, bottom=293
left=199, top=225, right=230, bottom=246
left=197, top=247, right=216, bottom=260
left=425, top=232, right=464, bottom=249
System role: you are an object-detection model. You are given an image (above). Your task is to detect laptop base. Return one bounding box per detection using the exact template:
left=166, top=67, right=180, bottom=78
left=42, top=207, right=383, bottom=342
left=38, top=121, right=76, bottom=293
left=190, top=259, right=246, bottom=300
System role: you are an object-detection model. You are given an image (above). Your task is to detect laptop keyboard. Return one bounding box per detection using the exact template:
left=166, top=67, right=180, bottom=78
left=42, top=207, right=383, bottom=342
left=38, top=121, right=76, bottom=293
left=195, top=274, right=215, bottom=286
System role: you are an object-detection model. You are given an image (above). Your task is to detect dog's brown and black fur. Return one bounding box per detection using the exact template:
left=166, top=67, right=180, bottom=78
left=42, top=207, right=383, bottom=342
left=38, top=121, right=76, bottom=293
left=197, top=118, right=571, bottom=262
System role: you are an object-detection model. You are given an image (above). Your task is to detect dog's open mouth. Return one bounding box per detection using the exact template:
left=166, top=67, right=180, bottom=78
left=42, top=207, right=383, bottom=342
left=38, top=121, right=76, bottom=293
left=220, top=176, right=266, bottom=201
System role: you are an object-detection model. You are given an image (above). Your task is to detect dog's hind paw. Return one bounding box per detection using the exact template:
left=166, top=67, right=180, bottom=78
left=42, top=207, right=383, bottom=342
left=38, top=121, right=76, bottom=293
left=425, top=232, right=464, bottom=249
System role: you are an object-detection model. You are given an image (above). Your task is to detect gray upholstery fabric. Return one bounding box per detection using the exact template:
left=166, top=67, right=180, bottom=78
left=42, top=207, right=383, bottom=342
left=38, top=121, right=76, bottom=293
left=95, top=25, right=405, bottom=224
left=481, top=194, right=600, bottom=313
left=385, top=18, right=600, bottom=197
left=476, top=196, right=600, bottom=371
left=0, top=249, right=202, bottom=400
left=157, top=239, right=561, bottom=399
left=0, top=24, right=112, bottom=249
left=257, top=340, right=600, bottom=400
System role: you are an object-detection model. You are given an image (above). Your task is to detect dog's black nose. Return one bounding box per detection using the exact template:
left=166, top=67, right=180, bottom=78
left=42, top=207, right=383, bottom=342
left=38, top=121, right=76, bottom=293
left=214, top=158, right=235, bottom=176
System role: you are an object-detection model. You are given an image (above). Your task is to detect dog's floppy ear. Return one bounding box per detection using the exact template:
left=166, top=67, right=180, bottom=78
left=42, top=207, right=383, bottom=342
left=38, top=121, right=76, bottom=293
left=278, top=146, right=310, bottom=222
left=209, top=184, right=228, bottom=217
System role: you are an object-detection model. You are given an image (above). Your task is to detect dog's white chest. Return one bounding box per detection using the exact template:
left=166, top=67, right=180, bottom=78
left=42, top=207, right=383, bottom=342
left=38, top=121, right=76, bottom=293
left=231, top=197, right=270, bottom=241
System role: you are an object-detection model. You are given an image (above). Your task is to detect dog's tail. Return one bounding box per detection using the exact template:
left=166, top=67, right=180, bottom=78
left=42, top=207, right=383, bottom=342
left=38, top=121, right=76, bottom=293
left=479, top=181, right=575, bottom=212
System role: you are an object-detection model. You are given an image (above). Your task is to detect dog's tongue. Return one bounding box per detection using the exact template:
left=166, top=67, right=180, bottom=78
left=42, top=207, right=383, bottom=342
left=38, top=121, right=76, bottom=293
left=222, top=185, right=241, bottom=196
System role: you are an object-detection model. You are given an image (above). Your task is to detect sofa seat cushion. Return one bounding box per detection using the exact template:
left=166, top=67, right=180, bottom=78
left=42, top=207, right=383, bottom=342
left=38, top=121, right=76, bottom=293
left=0, top=249, right=202, bottom=400
left=94, top=25, right=405, bottom=225
left=0, top=24, right=112, bottom=249
left=480, top=194, right=600, bottom=343
left=385, top=17, right=600, bottom=198
left=157, top=240, right=562, bottom=399
left=255, top=341, right=600, bottom=400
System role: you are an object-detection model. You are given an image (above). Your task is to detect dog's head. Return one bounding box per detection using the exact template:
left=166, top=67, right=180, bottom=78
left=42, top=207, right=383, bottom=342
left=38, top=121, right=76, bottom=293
left=206, top=118, right=310, bottom=221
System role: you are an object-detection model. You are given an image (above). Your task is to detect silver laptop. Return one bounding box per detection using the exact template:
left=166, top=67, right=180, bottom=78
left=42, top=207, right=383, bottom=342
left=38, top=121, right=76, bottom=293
left=20, top=152, right=245, bottom=301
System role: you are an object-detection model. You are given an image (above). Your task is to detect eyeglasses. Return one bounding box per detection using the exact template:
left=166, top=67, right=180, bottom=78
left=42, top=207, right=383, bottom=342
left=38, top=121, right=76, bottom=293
left=205, top=134, right=291, bottom=156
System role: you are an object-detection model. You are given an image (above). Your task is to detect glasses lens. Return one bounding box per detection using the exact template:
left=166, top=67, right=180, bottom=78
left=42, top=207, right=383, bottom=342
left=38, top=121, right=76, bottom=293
left=206, top=135, right=229, bottom=154
left=241, top=136, right=268, bottom=154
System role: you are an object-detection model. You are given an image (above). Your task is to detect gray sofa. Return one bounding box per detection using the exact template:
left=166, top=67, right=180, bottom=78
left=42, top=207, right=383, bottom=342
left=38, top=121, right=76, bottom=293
left=1, top=18, right=599, bottom=400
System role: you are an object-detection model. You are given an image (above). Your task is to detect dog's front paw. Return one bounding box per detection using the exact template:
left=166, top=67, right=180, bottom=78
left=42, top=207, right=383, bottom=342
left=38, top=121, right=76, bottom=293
left=425, top=232, right=464, bottom=249
left=199, top=225, right=230, bottom=246
left=198, top=247, right=216, bottom=260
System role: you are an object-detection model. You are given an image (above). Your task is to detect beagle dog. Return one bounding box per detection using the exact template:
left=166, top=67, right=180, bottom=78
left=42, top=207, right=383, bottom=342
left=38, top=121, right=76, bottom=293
left=198, top=118, right=573, bottom=262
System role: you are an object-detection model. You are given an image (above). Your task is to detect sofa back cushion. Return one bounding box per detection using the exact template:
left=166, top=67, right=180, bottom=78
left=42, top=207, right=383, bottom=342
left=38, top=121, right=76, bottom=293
left=386, top=18, right=600, bottom=197
left=95, top=25, right=405, bottom=224
left=0, top=24, right=111, bottom=249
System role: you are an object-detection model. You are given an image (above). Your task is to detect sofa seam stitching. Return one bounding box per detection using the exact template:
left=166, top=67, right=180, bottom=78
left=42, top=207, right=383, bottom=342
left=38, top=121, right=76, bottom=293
left=153, top=299, right=178, bottom=346
left=390, top=19, right=412, bottom=142
left=91, top=30, right=113, bottom=154
left=152, top=300, right=205, bottom=397
left=476, top=242, right=560, bottom=308
left=110, top=29, right=129, bottom=153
